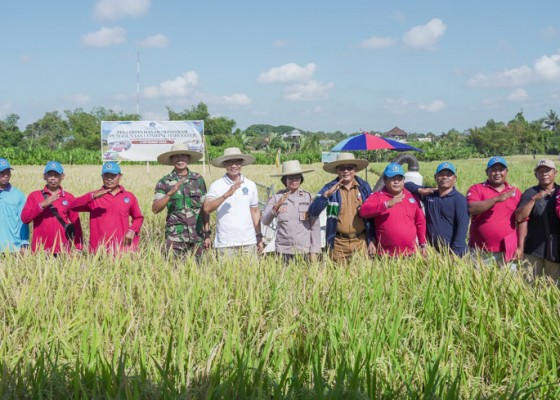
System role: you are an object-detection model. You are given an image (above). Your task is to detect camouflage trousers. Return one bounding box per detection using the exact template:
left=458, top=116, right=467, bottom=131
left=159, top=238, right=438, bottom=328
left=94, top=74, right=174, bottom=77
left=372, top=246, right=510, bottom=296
left=166, top=239, right=204, bottom=258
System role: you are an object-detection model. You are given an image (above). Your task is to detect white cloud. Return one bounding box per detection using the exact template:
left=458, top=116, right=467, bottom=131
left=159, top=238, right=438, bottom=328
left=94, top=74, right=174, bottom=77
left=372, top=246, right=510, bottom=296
left=402, top=18, right=446, bottom=50
left=94, top=0, right=150, bottom=21
left=284, top=80, right=334, bottom=101
left=63, top=94, right=91, bottom=105
left=258, top=63, right=316, bottom=84
left=81, top=27, right=126, bottom=47
left=419, top=100, right=446, bottom=112
left=468, top=51, right=560, bottom=88
left=222, top=93, right=253, bottom=105
left=534, top=53, right=560, bottom=81
left=360, top=36, right=396, bottom=49
left=506, top=88, right=528, bottom=101
left=468, top=65, right=533, bottom=87
left=142, top=72, right=198, bottom=99
left=273, top=40, right=288, bottom=48
left=138, top=34, right=168, bottom=48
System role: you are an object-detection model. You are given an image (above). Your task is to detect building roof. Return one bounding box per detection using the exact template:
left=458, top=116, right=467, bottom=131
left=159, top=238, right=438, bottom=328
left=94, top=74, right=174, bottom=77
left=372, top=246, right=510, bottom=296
left=385, top=126, right=408, bottom=137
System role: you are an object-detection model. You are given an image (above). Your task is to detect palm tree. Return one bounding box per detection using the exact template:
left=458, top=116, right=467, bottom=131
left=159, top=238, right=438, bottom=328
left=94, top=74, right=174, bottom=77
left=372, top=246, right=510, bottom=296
left=544, top=110, right=559, bottom=132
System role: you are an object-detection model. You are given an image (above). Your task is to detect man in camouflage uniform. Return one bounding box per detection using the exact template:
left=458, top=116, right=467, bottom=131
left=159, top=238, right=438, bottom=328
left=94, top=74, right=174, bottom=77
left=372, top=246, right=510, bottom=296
left=153, top=143, right=210, bottom=257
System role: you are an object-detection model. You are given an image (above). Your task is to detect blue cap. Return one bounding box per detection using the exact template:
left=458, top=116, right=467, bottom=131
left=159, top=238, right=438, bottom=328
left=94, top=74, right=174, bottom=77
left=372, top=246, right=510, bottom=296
left=0, top=158, right=12, bottom=172
left=44, top=160, right=64, bottom=174
left=487, top=156, right=507, bottom=169
left=101, top=162, right=121, bottom=175
left=383, top=162, right=405, bottom=178
left=435, top=161, right=456, bottom=175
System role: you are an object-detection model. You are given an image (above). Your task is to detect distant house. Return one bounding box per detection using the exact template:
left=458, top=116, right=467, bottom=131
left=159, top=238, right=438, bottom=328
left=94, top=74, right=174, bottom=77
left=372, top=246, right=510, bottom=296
left=282, top=129, right=302, bottom=150
left=385, top=127, right=408, bottom=140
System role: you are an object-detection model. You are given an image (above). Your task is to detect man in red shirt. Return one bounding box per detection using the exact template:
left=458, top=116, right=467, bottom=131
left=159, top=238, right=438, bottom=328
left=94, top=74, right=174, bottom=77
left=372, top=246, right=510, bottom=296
left=466, top=156, right=521, bottom=267
left=21, top=161, right=83, bottom=254
left=360, top=162, right=427, bottom=257
left=70, top=162, right=143, bottom=253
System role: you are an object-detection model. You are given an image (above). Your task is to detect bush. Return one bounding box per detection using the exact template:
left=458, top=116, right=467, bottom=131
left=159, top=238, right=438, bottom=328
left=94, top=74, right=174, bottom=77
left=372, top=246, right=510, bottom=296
left=2, top=147, right=100, bottom=165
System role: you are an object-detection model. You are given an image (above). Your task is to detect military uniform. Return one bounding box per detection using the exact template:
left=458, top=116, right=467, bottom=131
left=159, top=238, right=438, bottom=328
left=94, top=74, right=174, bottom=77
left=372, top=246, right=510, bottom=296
left=154, top=169, right=207, bottom=256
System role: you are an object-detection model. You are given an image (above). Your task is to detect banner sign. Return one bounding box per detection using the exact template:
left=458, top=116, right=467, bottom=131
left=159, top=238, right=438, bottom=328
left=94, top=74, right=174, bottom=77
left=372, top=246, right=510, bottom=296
left=101, top=120, right=204, bottom=162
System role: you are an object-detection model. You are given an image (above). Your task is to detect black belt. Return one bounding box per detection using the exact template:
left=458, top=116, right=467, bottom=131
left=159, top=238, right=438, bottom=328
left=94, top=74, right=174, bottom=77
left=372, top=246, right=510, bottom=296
left=336, top=231, right=365, bottom=239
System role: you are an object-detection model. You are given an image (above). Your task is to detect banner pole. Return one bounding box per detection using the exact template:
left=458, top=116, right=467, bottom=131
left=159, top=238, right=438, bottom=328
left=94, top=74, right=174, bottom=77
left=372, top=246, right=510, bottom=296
left=203, top=134, right=208, bottom=174
left=146, top=161, right=149, bottom=175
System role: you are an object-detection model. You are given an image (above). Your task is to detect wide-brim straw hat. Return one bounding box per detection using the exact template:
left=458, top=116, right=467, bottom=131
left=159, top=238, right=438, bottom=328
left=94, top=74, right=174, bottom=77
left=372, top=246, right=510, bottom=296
left=323, top=152, right=369, bottom=174
left=211, top=147, right=255, bottom=168
left=157, top=143, right=203, bottom=165
left=270, top=160, right=314, bottom=177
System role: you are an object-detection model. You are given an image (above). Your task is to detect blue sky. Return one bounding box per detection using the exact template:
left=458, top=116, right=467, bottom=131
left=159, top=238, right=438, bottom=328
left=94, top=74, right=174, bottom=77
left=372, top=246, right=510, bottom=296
left=2, top=0, right=560, bottom=135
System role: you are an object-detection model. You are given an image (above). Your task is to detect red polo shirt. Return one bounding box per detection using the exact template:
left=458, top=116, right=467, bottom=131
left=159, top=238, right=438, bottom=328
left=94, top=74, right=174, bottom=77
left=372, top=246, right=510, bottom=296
left=21, top=186, right=83, bottom=254
left=70, top=186, right=143, bottom=253
left=360, top=188, right=426, bottom=256
left=466, top=181, right=520, bottom=252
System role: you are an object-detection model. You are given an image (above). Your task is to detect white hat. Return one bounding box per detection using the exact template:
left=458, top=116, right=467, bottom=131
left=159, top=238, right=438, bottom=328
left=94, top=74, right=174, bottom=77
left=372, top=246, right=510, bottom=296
left=270, top=160, right=314, bottom=177
left=157, top=143, right=203, bottom=165
left=211, top=147, right=255, bottom=168
left=323, top=152, right=369, bottom=174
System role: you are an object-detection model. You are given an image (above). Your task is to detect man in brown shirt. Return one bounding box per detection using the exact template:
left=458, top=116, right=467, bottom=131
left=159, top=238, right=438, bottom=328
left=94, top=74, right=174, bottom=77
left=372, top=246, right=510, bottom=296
left=309, top=153, right=375, bottom=263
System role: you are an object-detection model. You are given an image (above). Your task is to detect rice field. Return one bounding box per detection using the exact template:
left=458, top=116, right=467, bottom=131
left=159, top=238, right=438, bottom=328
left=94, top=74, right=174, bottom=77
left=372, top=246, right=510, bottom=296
left=1, top=155, right=559, bottom=399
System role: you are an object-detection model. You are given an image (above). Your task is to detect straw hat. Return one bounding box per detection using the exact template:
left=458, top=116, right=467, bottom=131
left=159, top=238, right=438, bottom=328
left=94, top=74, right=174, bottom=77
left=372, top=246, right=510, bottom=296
left=270, top=160, right=314, bottom=177
left=157, top=143, right=203, bottom=165
left=211, top=147, right=255, bottom=168
left=323, top=152, right=369, bottom=174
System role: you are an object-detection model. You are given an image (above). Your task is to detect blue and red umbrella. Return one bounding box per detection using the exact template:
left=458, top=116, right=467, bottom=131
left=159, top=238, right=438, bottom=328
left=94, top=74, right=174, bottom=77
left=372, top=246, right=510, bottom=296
left=331, top=132, right=422, bottom=152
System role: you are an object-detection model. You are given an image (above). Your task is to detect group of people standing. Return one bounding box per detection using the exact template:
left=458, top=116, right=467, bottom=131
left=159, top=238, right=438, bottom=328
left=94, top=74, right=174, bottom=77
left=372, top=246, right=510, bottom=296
left=0, top=158, right=143, bottom=255
left=1, top=148, right=560, bottom=282
left=0, top=145, right=267, bottom=260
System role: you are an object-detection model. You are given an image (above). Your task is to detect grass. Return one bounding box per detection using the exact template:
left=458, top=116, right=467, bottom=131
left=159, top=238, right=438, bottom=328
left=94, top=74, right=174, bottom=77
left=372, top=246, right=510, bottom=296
left=1, top=155, right=559, bottom=398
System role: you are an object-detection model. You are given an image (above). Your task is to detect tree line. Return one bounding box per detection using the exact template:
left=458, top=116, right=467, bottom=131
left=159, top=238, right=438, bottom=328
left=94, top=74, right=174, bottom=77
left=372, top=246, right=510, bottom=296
left=1, top=103, right=559, bottom=164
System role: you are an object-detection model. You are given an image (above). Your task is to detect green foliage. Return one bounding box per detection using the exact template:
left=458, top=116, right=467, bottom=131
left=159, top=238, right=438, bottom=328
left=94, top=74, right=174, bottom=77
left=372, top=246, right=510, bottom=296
left=1, top=147, right=99, bottom=165
left=64, top=108, right=100, bottom=150
left=0, top=114, right=23, bottom=147
left=167, top=102, right=210, bottom=121
left=245, top=124, right=298, bottom=136
left=253, top=150, right=320, bottom=164
left=465, top=112, right=546, bottom=156
left=23, top=111, right=70, bottom=150
left=6, top=105, right=560, bottom=164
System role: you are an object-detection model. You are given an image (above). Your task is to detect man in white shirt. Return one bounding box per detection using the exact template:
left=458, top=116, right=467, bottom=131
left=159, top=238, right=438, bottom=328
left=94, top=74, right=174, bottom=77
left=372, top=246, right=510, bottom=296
left=203, top=147, right=264, bottom=256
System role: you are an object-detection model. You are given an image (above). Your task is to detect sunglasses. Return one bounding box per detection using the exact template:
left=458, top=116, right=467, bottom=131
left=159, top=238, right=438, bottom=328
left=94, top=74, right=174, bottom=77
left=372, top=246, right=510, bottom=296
left=337, top=165, right=355, bottom=172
